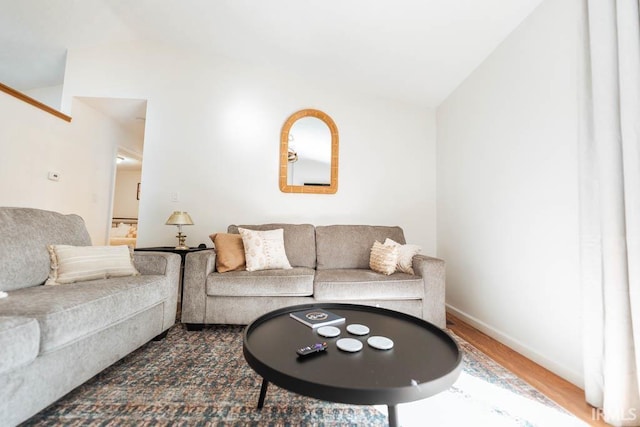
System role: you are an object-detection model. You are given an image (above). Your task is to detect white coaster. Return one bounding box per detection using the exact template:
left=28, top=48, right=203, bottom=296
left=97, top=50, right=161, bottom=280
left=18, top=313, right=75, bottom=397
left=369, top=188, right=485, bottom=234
left=0, top=291, right=7, bottom=299
left=336, top=338, right=363, bottom=352
left=367, top=336, right=394, bottom=350
left=346, top=324, right=369, bottom=336
left=317, top=326, right=341, bottom=338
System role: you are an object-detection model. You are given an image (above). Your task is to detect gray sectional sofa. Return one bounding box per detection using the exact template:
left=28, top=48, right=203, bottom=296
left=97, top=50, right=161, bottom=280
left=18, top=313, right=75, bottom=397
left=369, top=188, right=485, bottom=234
left=181, top=224, right=445, bottom=329
left=0, top=207, right=180, bottom=426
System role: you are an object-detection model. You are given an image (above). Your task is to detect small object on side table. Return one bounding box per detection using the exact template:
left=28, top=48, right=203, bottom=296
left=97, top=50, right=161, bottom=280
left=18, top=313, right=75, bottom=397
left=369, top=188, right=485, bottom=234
left=165, top=211, right=194, bottom=250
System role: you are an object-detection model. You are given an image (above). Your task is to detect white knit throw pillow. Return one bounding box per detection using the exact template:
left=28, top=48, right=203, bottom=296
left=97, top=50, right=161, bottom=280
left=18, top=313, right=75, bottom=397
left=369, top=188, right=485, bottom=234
left=384, top=238, right=422, bottom=275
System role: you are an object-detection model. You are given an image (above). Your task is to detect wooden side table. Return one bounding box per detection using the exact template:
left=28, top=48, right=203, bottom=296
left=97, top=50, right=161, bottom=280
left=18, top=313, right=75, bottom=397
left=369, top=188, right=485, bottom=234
left=135, top=246, right=209, bottom=315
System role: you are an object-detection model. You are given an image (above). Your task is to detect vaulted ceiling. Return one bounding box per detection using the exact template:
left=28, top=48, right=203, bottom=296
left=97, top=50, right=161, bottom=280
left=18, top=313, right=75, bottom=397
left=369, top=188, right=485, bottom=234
left=0, top=0, right=544, bottom=107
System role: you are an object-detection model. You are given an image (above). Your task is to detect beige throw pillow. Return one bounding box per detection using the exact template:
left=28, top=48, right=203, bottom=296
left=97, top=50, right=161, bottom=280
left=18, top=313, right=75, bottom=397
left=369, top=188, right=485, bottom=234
left=369, top=240, right=399, bottom=275
left=384, top=238, right=422, bottom=275
left=46, top=245, right=139, bottom=285
left=238, top=228, right=292, bottom=272
left=210, top=233, right=246, bottom=273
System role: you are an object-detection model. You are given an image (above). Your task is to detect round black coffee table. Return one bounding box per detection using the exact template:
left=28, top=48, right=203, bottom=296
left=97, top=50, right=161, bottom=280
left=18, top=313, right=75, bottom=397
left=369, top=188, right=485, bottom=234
left=243, top=303, right=462, bottom=426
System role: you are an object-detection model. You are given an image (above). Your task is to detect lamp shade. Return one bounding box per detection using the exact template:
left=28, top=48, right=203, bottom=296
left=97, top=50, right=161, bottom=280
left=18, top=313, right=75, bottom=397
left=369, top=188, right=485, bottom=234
left=165, top=211, right=194, bottom=226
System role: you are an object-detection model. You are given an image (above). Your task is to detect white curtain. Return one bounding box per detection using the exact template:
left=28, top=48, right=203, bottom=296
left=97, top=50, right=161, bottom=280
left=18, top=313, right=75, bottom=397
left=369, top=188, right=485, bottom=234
left=579, top=0, right=640, bottom=426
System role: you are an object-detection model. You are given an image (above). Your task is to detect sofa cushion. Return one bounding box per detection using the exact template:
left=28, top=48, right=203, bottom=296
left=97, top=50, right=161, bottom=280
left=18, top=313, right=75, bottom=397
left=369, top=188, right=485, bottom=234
left=0, top=316, right=39, bottom=374
left=206, top=267, right=314, bottom=297
left=314, top=269, right=423, bottom=300
left=0, top=275, right=170, bottom=354
left=228, top=224, right=316, bottom=269
left=0, top=208, right=91, bottom=292
left=316, top=225, right=406, bottom=270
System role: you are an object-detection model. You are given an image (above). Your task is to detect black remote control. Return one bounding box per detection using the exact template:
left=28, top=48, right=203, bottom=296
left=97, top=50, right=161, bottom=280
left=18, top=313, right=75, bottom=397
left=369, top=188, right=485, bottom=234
left=296, top=342, right=328, bottom=357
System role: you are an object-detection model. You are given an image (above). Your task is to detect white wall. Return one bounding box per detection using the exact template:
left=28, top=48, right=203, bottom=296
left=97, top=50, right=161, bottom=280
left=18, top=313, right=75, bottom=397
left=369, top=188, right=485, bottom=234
left=62, top=44, right=437, bottom=252
left=113, top=169, right=141, bottom=219
left=0, top=93, right=125, bottom=244
left=437, top=0, right=581, bottom=385
left=23, top=84, right=63, bottom=111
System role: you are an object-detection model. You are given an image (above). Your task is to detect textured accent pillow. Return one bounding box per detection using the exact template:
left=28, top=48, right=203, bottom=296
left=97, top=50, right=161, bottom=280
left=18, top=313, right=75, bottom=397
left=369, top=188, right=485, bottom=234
left=45, top=245, right=139, bottom=285
left=369, top=240, right=399, bottom=275
left=210, top=233, right=246, bottom=273
left=238, top=228, right=292, bottom=272
left=384, top=238, right=422, bottom=275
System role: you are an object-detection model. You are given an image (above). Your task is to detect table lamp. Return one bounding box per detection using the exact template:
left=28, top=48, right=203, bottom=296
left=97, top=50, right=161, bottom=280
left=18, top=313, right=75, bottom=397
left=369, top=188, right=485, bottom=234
left=165, top=211, right=194, bottom=249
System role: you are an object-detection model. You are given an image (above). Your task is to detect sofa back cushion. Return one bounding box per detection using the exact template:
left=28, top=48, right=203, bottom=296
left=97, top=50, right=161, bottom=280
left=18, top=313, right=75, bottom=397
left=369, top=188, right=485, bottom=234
left=0, top=208, right=91, bottom=291
left=228, top=224, right=316, bottom=268
left=315, top=225, right=406, bottom=270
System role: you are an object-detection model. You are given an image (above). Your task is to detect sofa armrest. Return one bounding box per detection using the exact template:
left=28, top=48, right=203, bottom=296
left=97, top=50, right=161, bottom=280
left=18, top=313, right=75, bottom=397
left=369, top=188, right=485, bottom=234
left=133, top=252, right=180, bottom=277
left=133, top=251, right=181, bottom=331
left=181, top=250, right=216, bottom=324
left=412, top=254, right=446, bottom=329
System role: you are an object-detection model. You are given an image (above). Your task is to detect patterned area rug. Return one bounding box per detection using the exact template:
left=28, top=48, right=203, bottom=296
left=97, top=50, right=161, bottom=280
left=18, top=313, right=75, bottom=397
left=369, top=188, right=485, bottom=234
left=23, top=324, right=587, bottom=426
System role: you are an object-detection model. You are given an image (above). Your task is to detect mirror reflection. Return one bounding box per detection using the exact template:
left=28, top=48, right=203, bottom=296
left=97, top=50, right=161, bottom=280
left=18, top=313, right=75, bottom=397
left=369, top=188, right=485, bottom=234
left=287, top=117, right=331, bottom=186
left=280, top=109, right=338, bottom=194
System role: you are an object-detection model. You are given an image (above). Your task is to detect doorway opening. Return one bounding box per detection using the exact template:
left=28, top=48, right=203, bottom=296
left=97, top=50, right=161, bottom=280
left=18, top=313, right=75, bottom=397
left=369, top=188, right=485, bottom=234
left=79, top=97, right=147, bottom=247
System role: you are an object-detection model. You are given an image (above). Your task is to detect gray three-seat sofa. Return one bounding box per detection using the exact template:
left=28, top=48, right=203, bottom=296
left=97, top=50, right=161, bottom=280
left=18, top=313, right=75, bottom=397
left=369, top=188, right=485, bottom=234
left=182, top=223, right=445, bottom=329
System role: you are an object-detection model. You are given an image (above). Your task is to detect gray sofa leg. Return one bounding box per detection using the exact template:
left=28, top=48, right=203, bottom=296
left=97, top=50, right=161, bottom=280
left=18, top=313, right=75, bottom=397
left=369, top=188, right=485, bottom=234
left=152, top=330, right=169, bottom=341
left=185, top=323, right=204, bottom=331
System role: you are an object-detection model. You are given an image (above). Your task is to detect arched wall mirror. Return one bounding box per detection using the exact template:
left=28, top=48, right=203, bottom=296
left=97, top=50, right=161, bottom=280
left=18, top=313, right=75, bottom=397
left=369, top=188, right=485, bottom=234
left=279, top=109, right=338, bottom=194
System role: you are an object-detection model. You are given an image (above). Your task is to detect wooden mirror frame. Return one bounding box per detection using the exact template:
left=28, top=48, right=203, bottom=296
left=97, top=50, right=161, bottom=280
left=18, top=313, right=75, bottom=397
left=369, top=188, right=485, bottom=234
left=279, top=109, right=339, bottom=194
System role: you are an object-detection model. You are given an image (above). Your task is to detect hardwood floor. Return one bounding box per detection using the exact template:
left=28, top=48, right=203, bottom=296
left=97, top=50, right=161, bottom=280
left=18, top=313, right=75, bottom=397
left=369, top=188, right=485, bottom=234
left=446, top=312, right=609, bottom=426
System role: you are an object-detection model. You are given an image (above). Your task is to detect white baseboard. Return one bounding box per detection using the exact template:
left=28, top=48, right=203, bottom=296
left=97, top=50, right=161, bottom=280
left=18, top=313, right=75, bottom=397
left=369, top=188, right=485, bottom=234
left=446, top=304, right=584, bottom=389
